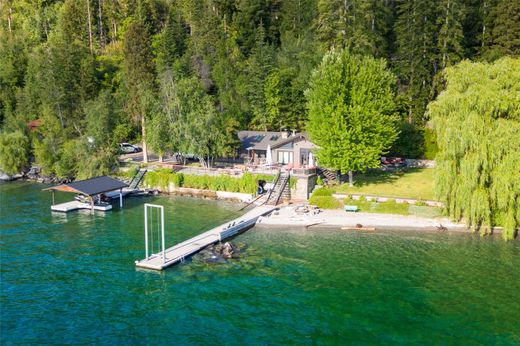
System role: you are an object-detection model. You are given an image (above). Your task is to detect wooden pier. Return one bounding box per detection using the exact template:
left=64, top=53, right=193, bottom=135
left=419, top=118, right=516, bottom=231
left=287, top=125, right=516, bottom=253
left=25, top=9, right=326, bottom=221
left=135, top=205, right=277, bottom=270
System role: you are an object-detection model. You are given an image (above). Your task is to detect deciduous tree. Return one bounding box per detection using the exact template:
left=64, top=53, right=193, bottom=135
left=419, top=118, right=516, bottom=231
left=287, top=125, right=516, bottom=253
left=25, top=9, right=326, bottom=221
left=306, top=48, right=398, bottom=186
left=429, top=57, right=520, bottom=240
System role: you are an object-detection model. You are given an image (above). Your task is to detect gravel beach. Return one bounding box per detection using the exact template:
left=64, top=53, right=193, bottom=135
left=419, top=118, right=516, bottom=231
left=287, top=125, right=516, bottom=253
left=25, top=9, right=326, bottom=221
left=257, top=206, right=468, bottom=232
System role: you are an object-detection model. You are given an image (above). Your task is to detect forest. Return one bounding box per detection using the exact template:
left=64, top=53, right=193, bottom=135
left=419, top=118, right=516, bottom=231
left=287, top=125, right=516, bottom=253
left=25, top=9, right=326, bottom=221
left=0, top=0, right=519, bottom=178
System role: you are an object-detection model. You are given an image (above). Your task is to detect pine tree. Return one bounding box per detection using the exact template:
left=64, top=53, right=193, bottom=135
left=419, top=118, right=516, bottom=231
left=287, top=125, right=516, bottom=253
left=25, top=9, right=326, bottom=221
left=489, top=0, right=520, bottom=57
left=153, top=6, right=187, bottom=73
left=123, top=20, right=155, bottom=163
left=394, top=0, right=438, bottom=123
left=316, top=0, right=393, bottom=57
left=437, top=0, right=465, bottom=68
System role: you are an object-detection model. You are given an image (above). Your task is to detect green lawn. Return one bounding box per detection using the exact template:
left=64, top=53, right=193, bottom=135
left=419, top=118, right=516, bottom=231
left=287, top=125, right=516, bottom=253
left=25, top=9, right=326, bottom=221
left=330, top=168, right=436, bottom=201
left=342, top=198, right=442, bottom=217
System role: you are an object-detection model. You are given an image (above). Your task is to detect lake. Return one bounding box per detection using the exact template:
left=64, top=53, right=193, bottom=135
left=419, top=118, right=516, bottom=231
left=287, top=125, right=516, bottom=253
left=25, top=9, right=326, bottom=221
left=1, top=182, right=519, bottom=345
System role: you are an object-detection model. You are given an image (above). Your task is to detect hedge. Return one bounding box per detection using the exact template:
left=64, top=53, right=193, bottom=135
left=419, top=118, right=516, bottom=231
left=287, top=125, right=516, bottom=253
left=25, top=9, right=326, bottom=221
left=143, top=169, right=290, bottom=194
left=308, top=188, right=342, bottom=209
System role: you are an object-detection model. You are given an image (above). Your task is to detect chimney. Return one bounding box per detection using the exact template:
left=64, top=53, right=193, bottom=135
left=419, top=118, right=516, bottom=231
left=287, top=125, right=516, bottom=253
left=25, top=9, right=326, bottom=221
left=281, top=130, right=289, bottom=139
left=292, top=129, right=296, bottom=137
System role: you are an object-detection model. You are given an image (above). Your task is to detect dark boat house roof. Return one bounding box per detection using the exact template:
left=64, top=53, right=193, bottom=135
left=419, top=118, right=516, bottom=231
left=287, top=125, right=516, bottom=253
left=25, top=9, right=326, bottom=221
left=238, top=130, right=308, bottom=151
left=43, top=176, right=128, bottom=196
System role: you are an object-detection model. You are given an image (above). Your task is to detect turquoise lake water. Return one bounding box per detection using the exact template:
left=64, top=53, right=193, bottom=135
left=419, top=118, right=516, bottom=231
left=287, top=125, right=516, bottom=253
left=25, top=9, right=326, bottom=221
left=1, top=182, right=519, bottom=345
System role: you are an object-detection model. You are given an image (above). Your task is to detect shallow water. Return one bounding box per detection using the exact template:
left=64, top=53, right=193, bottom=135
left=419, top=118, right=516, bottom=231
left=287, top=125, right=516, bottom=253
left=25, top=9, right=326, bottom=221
left=1, top=182, right=519, bottom=345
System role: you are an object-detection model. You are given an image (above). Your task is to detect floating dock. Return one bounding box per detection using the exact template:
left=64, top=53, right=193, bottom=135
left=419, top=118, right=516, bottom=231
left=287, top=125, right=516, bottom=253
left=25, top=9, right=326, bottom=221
left=135, top=205, right=277, bottom=270
left=51, top=200, right=112, bottom=212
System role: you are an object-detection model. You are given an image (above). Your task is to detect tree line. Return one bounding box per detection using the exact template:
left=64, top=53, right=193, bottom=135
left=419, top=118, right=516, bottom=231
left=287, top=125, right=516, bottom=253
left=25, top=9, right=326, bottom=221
left=0, top=0, right=518, bottom=178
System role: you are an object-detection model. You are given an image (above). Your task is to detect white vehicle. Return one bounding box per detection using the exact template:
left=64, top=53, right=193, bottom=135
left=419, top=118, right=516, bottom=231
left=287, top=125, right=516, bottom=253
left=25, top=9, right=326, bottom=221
left=119, top=143, right=141, bottom=153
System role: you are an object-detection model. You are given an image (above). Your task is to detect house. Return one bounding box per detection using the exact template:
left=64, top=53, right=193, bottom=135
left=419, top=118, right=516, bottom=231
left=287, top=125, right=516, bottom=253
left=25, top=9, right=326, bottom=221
left=237, top=130, right=317, bottom=167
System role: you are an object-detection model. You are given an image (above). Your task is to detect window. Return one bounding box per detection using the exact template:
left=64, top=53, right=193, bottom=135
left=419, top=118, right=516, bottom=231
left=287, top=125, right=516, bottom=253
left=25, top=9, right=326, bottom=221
left=300, top=149, right=310, bottom=165
left=277, top=151, right=293, bottom=164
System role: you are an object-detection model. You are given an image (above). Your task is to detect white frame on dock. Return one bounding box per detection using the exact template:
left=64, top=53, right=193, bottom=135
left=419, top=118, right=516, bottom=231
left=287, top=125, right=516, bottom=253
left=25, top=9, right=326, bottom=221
left=144, top=203, right=165, bottom=264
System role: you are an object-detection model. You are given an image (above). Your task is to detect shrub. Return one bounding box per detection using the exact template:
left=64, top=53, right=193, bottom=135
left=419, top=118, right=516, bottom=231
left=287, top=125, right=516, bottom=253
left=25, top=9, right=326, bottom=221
left=311, top=188, right=333, bottom=197
left=309, top=195, right=343, bottom=209
left=125, top=166, right=138, bottom=179
left=143, top=171, right=276, bottom=194
left=0, top=131, right=30, bottom=175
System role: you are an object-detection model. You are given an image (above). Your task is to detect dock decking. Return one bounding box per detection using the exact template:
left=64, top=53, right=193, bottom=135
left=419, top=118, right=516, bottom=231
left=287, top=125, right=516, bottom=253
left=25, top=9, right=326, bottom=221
left=51, top=200, right=112, bottom=212
left=135, top=205, right=277, bottom=270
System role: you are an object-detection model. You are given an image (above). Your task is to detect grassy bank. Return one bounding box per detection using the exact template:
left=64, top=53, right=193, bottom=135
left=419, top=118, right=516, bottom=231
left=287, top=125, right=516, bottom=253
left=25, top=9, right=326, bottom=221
left=143, top=169, right=291, bottom=194
left=309, top=188, right=441, bottom=218
left=330, top=168, right=435, bottom=201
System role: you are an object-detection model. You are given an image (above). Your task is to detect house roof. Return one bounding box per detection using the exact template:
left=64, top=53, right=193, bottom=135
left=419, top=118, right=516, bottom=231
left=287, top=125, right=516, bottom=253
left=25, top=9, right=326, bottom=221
left=238, top=130, right=308, bottom=150
left=43, top=176, right=128, bottom=196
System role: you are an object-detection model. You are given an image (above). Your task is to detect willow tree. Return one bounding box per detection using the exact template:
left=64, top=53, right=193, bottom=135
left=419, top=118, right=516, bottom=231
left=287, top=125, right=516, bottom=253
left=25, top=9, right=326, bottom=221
left=305, top=48, right=398, bottom=186
left=428, top=58, right=520, bottom=240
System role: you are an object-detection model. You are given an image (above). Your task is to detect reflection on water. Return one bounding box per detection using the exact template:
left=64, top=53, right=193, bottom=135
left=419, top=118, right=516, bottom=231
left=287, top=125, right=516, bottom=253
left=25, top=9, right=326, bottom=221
left=1, top=182, right=520, bottom=345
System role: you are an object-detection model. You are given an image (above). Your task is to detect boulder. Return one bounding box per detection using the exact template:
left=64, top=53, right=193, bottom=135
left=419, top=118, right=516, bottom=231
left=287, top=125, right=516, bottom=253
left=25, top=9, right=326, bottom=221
left=0, top=171, right=12, bottom=181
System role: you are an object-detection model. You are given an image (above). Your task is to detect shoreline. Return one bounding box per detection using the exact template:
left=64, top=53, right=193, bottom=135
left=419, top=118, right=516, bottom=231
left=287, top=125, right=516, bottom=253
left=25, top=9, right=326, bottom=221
left=256, top=206, right=473, bottom=233
left=6, top=179, right=508, bottom=237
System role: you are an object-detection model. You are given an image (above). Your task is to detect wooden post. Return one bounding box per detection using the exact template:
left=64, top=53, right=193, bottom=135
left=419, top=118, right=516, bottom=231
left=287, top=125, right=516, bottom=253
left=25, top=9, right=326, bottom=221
left=90, top=196, right=94, bottom=211
left=119, top=188, right=123, bottom=208
left=52, top=190, right=55, bottom=205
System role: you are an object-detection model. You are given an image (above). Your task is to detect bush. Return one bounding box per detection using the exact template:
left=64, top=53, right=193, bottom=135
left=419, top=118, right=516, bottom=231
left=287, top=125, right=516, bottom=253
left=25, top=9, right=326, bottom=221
left=144, top=171, right=276, bottom=194
left=311, top=188, right=333, bottom=197
left=309, top=195, right=343, bottom=209
left=0, top=131, right=30, bottom=175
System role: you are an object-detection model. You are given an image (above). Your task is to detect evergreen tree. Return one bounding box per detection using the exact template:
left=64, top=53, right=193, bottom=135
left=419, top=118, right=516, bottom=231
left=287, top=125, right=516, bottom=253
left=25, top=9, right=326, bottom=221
left=152, top=7, right=187, bottom=73
left=123, top=20, right=155, bottom=163
left=316, top=0, right=393, bottom=57
left=306, top=48, right=398, bottom=186
left=437, top=0, right=465, bottom=68
left=394, top=0, right=438, bottom=123
left=489, top=0, right=520, bottom=57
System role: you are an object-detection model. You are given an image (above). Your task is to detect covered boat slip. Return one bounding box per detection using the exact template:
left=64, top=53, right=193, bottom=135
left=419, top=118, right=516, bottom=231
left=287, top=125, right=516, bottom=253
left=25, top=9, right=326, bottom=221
left=43, top=176, right=129, bottom=213
left=135, top=205, right=278, bottom=271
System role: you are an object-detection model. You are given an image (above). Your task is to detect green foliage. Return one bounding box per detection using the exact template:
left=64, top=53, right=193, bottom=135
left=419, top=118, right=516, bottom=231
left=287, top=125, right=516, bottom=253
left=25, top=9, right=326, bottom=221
left=429, top=58, right=520, bottom=240
left=309, top=187, right=341, bottom=209
left=1, top=0, right=518, bottom=218
left=390, top=123, right=438, bottom=159
left=54, top=139, right=81, bottom=179
left=53, top=138, right=118, bottom=180
left=0, top=131, right=30, bottom=175
left=306, top=48, right=398, bottom=175
left=394, top=0, right=439, bottom=123
left=311, top=188, right=333, bottom=197
left=309, top=195, right=343, bottom=209
left=144, top=171, right=276, bottom=194
left=389, top=122, right=425, bottom=158
left=423, top=128, right=438, bottom=160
